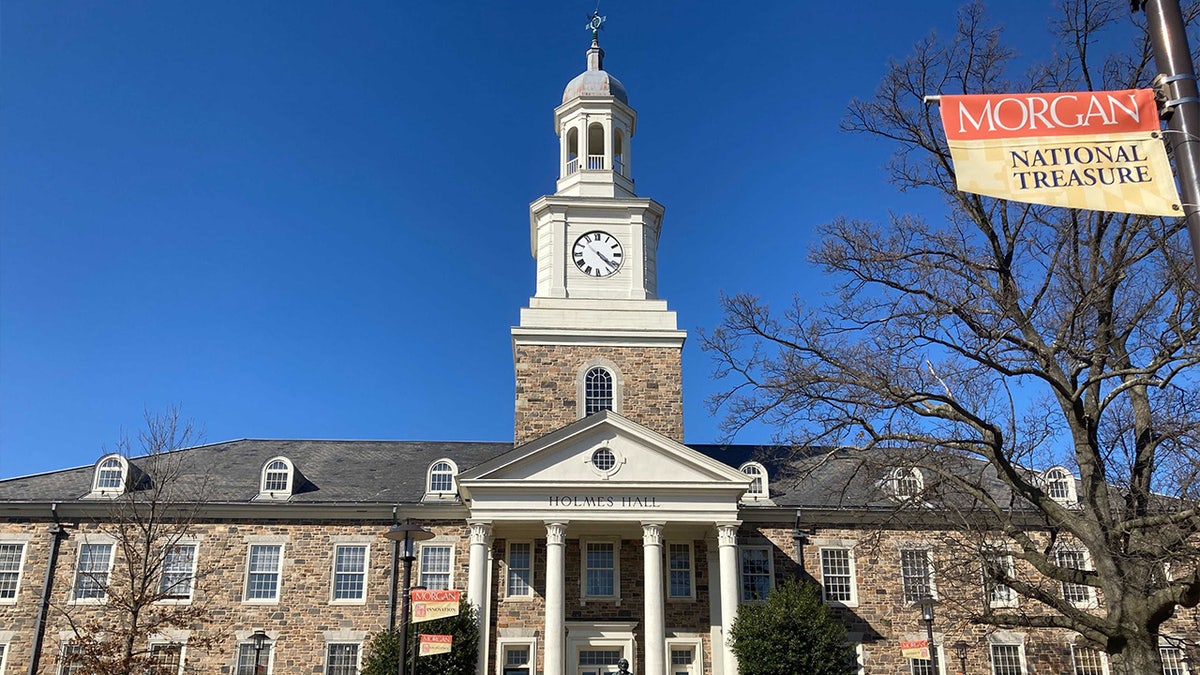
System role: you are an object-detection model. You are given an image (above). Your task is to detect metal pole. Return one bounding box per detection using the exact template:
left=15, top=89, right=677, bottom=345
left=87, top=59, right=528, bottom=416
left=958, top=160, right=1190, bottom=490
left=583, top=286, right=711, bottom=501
left=398, top=532, right=412, bottom=675
left=388, top=538, right=399, bottom=630
left=1142, top=0, right=1200, bottom=280
left=921, top=600, right=941, bottom=675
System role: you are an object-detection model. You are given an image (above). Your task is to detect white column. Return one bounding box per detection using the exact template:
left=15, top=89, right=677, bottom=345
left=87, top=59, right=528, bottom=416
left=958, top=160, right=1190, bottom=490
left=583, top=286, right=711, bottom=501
left=716, top=522, right=742, bottom=675
left=467, top=520, right=492, bottom=675
left=706, top=538, right=724, bottom=675
left=545, top=521, right=568, bottom=675
left=642, top=522, right=666, bottom=675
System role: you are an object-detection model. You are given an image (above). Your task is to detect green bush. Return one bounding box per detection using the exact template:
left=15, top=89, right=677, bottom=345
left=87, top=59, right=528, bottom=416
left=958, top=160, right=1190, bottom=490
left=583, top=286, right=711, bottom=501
left=729, top=579, right=855, bottom=675
left=363, top=598, right=479, bottom=675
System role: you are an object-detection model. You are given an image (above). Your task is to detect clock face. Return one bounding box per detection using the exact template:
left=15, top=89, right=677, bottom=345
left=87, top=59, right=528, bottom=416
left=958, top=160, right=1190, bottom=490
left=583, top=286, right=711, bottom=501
left=572, top=231, right=623, bottom=277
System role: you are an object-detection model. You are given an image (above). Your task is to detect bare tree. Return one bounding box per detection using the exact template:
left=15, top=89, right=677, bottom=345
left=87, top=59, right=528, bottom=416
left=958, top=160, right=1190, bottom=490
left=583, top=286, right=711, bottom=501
left=701, top=2, right=1200, bottom=673
left=56, top=407, right=222, bottom=674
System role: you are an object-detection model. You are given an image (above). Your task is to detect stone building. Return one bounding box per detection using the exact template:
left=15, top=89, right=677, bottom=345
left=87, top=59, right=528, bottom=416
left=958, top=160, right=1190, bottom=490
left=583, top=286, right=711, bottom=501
left=0, top=24, right=1195, bottom=675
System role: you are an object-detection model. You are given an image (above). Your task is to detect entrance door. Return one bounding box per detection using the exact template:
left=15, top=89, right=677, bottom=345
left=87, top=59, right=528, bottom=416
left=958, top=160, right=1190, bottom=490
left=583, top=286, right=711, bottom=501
left=576, top=648, right=623, bottom=675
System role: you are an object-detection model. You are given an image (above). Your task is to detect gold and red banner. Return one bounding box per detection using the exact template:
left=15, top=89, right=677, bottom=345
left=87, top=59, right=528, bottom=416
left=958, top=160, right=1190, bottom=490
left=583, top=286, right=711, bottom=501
left=938, top=89, right=1181, bottom=216
left=419, top=634, right=453, bottom=656
left=900, top=639, right=930, bottom=660
left=411, top=589, right=460, bottom=623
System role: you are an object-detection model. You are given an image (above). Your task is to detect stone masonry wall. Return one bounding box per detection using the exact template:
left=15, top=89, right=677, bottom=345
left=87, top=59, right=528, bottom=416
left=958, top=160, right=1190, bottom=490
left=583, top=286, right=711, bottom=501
left=513, top=344, right=683, bottom=446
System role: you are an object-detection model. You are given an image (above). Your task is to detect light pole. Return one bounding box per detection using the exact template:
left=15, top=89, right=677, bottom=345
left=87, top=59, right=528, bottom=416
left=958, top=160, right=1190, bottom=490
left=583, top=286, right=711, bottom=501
left=918, top=597, right=940, bottom=675
left=250, top=629, right=268, bottom=675
left=953, top=640, right=968, bottom=675
left=383, top=521, right=434, bottom=675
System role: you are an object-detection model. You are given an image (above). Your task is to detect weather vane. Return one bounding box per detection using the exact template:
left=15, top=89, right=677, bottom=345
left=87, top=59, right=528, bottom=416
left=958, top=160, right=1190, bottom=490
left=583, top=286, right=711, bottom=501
left=586, top=9, right=606, bottom=39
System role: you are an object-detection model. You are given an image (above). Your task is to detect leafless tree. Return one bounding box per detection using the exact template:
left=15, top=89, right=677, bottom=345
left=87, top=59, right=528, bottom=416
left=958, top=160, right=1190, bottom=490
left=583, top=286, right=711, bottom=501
left=56, top=407, right=222, bottom=674
left=702, top=2, right=1200, bottom=673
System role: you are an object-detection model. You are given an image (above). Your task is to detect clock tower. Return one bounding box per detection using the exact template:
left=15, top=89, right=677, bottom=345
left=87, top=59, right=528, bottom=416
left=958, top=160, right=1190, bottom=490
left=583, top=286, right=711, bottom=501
left=512, top=24, right=686, bottom=445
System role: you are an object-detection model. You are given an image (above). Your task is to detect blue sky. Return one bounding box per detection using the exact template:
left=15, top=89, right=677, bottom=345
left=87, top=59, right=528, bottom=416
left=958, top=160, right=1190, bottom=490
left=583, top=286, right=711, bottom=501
left=1, top=2, right=1118, bottom=478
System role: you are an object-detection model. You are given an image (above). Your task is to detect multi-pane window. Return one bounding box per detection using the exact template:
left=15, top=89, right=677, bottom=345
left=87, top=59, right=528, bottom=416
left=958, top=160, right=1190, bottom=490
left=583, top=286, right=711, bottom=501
left=159, top=543, right=197, bottom=600
left=584, top=367, right=613, bottom=415
left=579, top=650, right=622, bottom=667
left=332, top=544, right=367, bottom=601
left=59, top=644, right=85, bottom=675
left=984, top=554, right=1017, bottom=607
left=671, top=647, right=696, bottom=675
left=245, top=544, right=283, bottom=601
left=420, top=545, right=452, bottom=590
left=1057, top=549, right=1094, bottom=606
left=900, top=549, right=935, bottom=604
left=991, top=644, right=1024, bottom=675
left=1071, top=645, right=1108, bottom=675
left=892, top=467, right=923, bottom=498
left=668, top=543, right=693, bottom=598
left=585, top=541, right=615, bottom=597
left=73, top=543, right=113, bottom=601
left=740, top=463, right=768, bottom=499
left=1161, top=647, right=1189, bottom=675
left=908, top=648, right=939, bottom=675
left=503, top=645, right=532, bottom=675
left=739, top=546, right=772, bottom=602
left=820, top=548, right=856, bottom=603
left=148, top=644, right=182, bottom=675
left=428, top=461, right=455, bottom=493
left=262, top=460, right=290, bottom=493
left=0, top=543, right=25, bottom=600
left=325, top=643, right=359, bottom=675
left=507, top=542, right=532, bottom=597
left=236, top=642, right=273, bottom=675
left=1046, top=467, right=1075, bottom=504
left=94, top=456, right=125, bottom=492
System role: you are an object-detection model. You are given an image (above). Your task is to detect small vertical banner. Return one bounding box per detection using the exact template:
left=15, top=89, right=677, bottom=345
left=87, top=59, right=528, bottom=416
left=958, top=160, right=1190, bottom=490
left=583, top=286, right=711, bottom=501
left=419, top=634, right=453, bottom=656
left=411, top=589, right=460, bottom=623
left=937, top=89, right=1182, bottom=216
left=900, top=639, right=931, bottom=660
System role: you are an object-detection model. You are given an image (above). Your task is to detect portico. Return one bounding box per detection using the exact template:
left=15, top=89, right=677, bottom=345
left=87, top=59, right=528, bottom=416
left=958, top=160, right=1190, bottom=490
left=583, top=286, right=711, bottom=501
left=459, top=412, right=752, bottom=675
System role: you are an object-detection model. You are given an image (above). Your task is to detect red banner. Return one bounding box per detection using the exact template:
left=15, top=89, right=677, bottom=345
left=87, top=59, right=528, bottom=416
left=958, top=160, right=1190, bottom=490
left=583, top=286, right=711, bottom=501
left=419, top=634, right=452, bottom=656
left=411, top=589, right=460, bottom=623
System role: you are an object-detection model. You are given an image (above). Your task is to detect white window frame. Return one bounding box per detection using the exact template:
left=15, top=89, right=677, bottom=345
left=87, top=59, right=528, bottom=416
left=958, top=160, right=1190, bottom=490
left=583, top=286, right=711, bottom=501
left=495, top=637, right=538, bottom=675
left=580, top=537, right=621, bottom=603
left=665, top=637, right=703, bottom=675
left=0, top=636, right=10, bottom=675
left=738, top=462, right=769, bottom=501
left=147, top=641, right=186, bottom=675
left=419, top=543, right=455, bottom=590
left=90, top=454, right=128, bottom=497
left=1056, top=548, right=1097, bottom=608
left=71, top=538, right=115, bottom=604
left=505, top=541, right=534, bottom=599
left=258, top=457, right=294, bottom=499
left=0, top=540, right=29, bottom=604
left=243, top=542, right=285, bottom=604
left=846, top=633, right=866, bottom=675
left=323, top=641, right=362, bottom=675
left=1045, top=466, right=1078, bottom=506
left=989, top=642, right=1027, bottom=675
left=235, top=638, right=275, bottom=675
left=58, top=643, right=85, bottom=675
left=983, top=552, right=1018, bottom=609
left=426, top=459, right=459, bottom=496
left=900, top=548, right=936, bottom=604
left=738, top=544, right=774, bottom=603
left=666, top=541, right=695, bottom=601
left=1070, top=643, right=1110, bottom=675
left=330, top=543, right=370, bottom=604
left=819, top=546, right=858, bottom=606
left=574, top=357, right=624, bottom=418
left=158, top=541, right=199, bottom=603
left=907, top=644, right=947, bottom=675
left=891, top=467, right=924, bottom=499
left=1161, top=645, right=1192, bottom=675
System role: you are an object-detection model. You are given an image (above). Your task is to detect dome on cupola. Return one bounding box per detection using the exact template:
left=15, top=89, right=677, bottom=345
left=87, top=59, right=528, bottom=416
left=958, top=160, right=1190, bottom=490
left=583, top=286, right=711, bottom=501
left=562, top=37, right=628, bottom=104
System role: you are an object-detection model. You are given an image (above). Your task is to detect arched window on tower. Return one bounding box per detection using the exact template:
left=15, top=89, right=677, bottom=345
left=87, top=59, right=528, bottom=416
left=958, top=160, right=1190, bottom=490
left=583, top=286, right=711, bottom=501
left=584, top=367, right=613, bottom=415
left=587, top=123, right=605, bottom=170
left=613, top=129, right=625, bottom=176
left=566, top=127, right=580, bottom=176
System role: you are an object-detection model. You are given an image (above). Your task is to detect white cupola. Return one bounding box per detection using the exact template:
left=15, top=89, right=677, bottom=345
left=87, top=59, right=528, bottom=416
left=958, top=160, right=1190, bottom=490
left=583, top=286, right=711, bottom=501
left=554, top=32, right=637, bottom=199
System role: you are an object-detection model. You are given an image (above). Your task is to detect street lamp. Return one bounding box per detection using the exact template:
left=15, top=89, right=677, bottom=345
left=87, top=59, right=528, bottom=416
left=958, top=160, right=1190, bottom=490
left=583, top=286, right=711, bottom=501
left=383, top=521, right=434, bottom=675
left=953, top=640, right=968, bottom=675
left=250, top=629, right=268, bottom=675
left=918, top=597, right=941, bottom=675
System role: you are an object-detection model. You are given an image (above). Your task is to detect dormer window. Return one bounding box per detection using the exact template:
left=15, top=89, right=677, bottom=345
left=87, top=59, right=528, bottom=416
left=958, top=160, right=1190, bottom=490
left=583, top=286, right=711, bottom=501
left=739, top=462, right=769, bottom=501
left=426, top=459, right=458, bottom=496
left=890, top=467, right=923, bottom=499
left=91, top=455, right=128, bottom=496
left=1044, top=467, right=1077, bottom=505
left=259, top=457, right=295, bottom=499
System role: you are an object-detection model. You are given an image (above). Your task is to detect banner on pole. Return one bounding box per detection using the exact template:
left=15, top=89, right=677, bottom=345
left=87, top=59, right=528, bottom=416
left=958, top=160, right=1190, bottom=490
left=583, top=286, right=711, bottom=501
left=411, top=589, right=460, bottom=623
left=900, top=639, right=930, bottom=660
left=937, top=89, right=1182, bottom=216
left=419, top=634, right=453, bottom=656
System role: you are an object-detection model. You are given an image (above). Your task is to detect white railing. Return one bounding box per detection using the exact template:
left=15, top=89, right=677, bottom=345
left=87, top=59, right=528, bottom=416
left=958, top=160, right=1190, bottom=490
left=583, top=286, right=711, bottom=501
left=566, top=157, right=580, bottom=175
left=587, top=154, right=604, bottom=170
